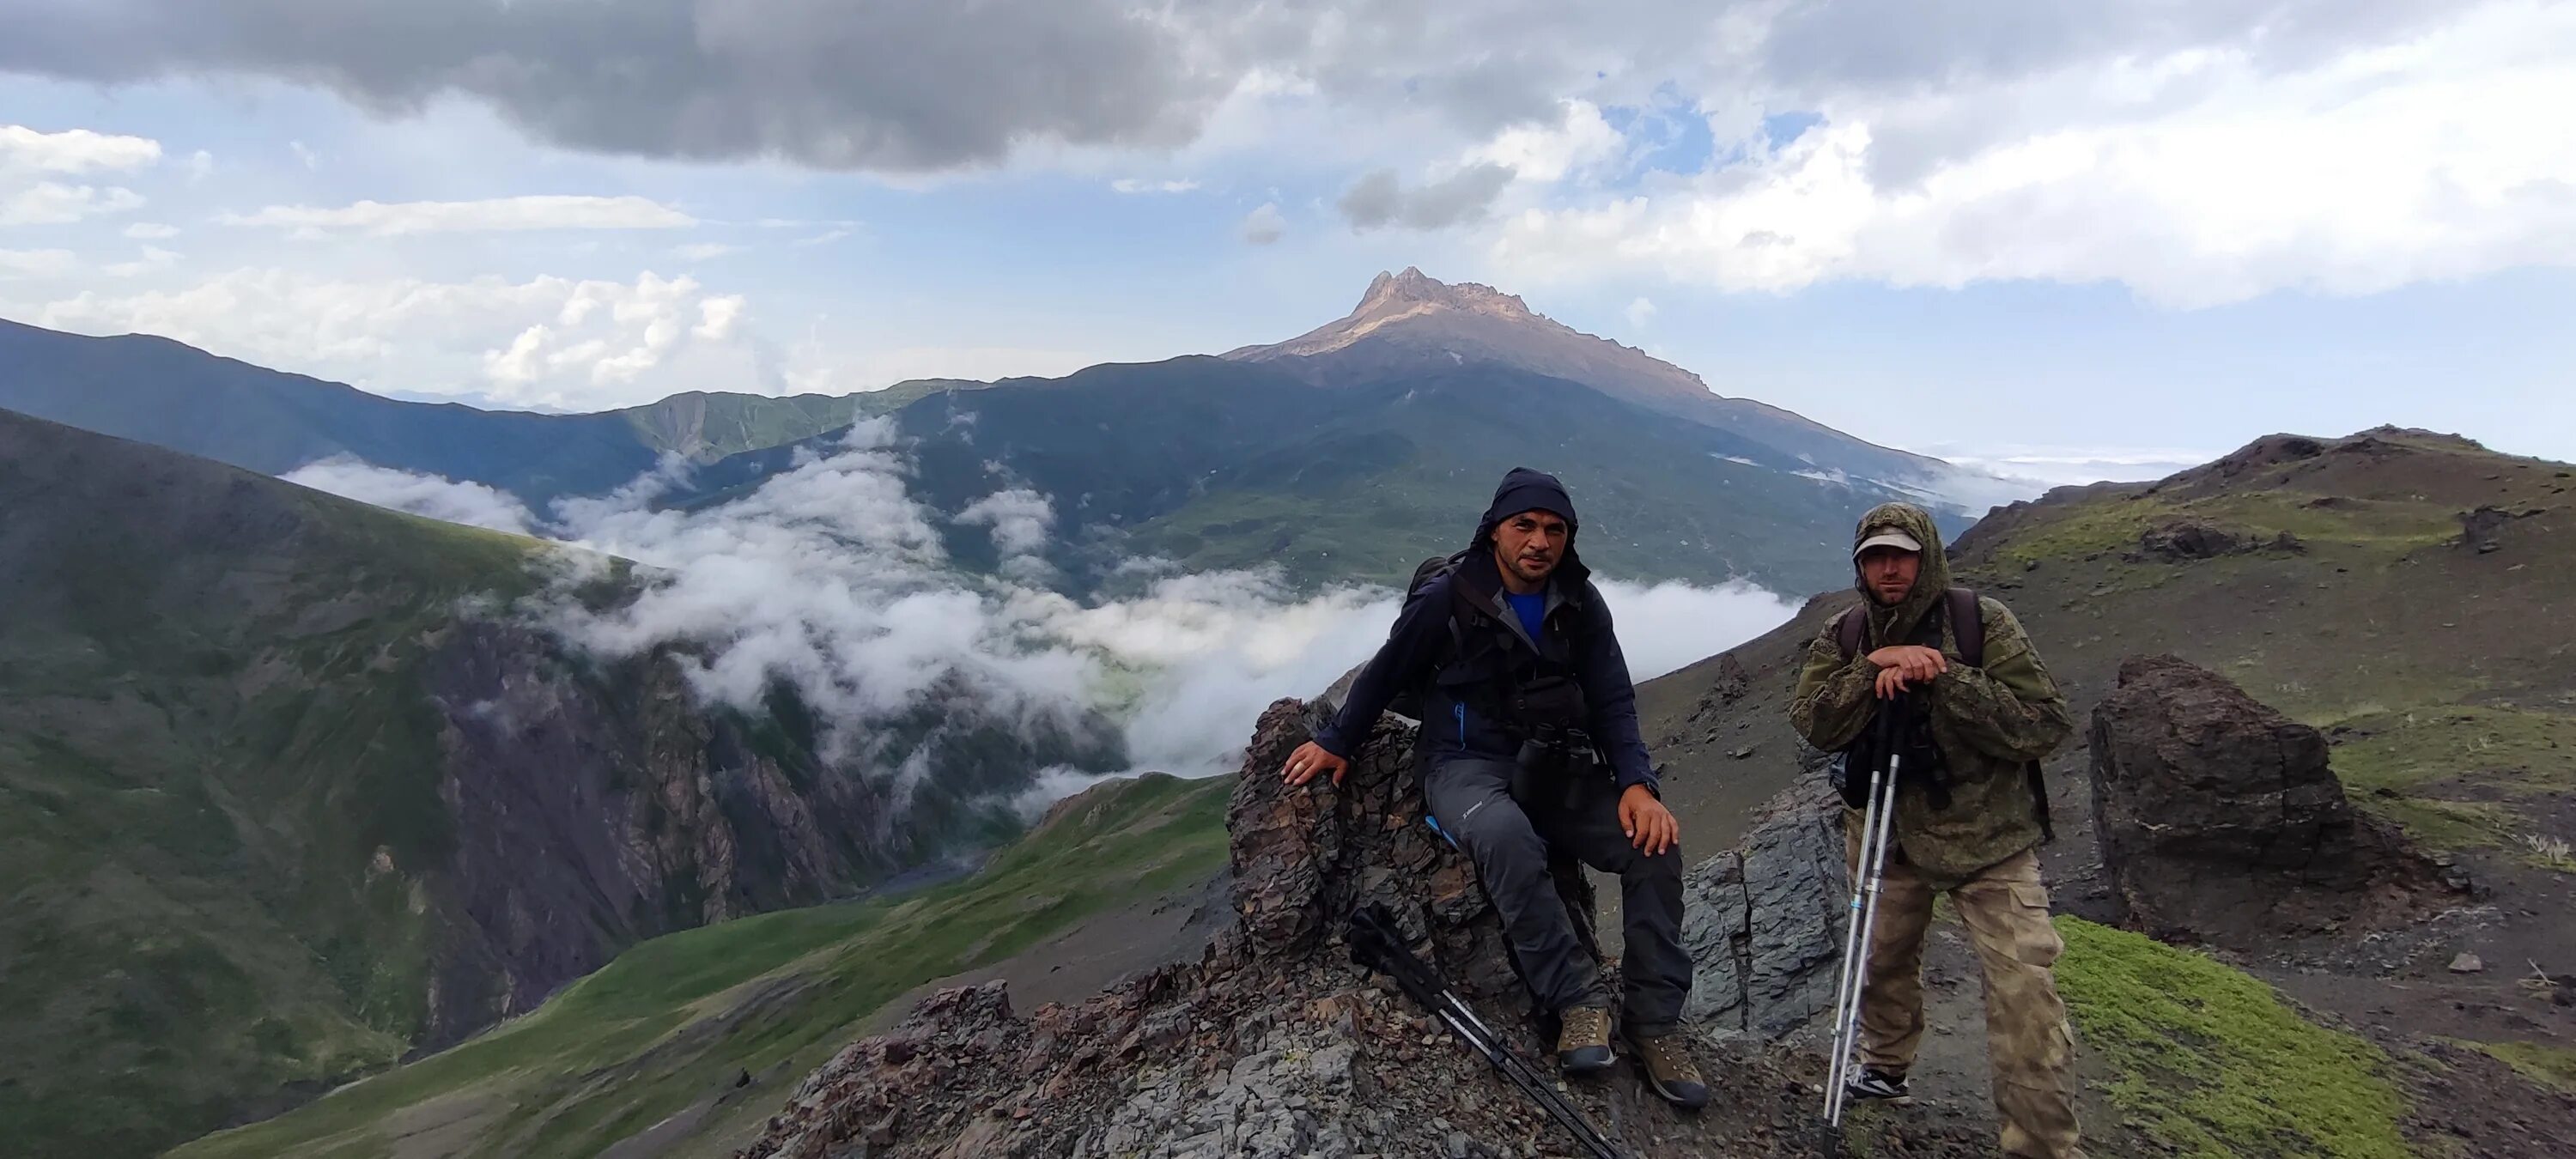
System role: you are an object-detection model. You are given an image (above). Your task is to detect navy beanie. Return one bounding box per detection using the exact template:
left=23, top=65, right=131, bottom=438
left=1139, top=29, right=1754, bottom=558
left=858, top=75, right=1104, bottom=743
left=1474, top=467, right=1579, bottom=546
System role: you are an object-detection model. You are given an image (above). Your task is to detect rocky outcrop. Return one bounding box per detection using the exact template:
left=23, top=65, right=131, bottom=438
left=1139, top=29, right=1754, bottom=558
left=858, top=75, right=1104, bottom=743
left=2136, top=521, right=2304, bottom=561
left=2087, top=655, right=2463, bottom=944
left=2457, top=504, right=2548, bottom=554
left=419, top=618, right=1126, bottom=1046
left=738, top=700, right=1990, bottom=1158
left=2140, top=520, right=2246, bottom=560
left=1680, top=780, right=1850, bottom=1038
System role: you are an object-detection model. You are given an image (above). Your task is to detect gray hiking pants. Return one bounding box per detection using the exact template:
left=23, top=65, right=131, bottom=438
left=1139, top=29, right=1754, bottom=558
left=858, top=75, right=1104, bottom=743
left=1423, top=756, right=1691, bottom=1033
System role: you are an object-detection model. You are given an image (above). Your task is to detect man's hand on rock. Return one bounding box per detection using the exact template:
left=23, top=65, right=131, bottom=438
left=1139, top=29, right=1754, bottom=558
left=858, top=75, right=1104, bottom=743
left=1867, top=645, right=1947, bottom=699
left=1619, top=785, right=1678, bottom=856
left=1281, top=741, right=1349, bottom=787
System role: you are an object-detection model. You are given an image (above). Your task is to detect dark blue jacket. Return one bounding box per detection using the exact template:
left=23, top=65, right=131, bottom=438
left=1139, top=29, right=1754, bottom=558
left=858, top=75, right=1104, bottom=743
left=1312, top=548, right=1659, bottom=795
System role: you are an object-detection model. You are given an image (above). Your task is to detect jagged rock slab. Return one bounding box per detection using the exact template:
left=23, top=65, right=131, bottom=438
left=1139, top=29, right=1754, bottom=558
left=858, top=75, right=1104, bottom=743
left=1680, top=780, right=1850, bottom=1038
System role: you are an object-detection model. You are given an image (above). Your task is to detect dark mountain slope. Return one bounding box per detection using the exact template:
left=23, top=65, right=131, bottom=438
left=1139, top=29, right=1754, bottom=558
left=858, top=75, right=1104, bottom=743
left=677, top=355, right=1953, bottom=595
left=0, top=407, right=1116, bottom=1159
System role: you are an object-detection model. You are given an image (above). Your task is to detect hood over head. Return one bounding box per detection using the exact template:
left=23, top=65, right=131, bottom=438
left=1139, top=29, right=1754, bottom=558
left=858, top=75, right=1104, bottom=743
left=1851, top=501, right=1950, bottom=644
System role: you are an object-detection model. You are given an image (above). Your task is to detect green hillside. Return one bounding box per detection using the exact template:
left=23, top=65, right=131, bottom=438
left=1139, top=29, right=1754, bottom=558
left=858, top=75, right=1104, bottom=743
left=1639, top=428, right=2576, bottom=1154
left=171, top=772, right=1230, bottom=1159
left=0, top=406, right=1100, bottom=1159
left=0, top=410, right=552, bottom=1157
left=683, top=358, right=1955, bottom=596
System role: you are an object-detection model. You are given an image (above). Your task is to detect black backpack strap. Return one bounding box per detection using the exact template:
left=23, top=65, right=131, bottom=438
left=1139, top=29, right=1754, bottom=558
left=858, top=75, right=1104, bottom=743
left=1946, top=587, right=1984, bottom=667
left=1943, top=588, right=2051, bottom=842
left=1833, top=604, right=1867, bottom=660
left=2030, top=759, right=2055, bottom=844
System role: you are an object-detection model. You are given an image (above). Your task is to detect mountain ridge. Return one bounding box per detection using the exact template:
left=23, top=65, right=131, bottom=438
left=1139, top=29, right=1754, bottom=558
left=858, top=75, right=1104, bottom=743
left=0, top=317, right=969, bottom=506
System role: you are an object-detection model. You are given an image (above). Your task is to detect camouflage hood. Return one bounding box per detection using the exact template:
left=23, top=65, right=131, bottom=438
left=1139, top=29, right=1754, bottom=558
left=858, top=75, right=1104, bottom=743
left=1852, top=501, right=1951, bottom=646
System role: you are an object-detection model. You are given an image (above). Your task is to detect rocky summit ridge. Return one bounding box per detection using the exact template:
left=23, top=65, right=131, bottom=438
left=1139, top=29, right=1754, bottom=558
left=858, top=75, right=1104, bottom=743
left=1223, top=267, right=1713, bottom=410
left=736, top=700, right=1992, bottom=1159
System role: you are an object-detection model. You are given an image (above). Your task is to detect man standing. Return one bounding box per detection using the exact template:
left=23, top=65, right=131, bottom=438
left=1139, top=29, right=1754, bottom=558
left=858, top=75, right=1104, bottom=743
left=1790, top=501, right=2083, bottom=1158
left=1279, top=468, right=1707, bottom=1109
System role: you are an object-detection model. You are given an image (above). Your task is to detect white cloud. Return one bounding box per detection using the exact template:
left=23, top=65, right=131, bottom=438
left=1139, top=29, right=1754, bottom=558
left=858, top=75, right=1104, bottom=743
left=672, top=242, right=742, bottom=261
left=793, top=228, right=852, bottom=246
left=1624, top=295, right=1656, bottom=329
left=122, top=221, right=179, bottom=240
left=0, top=248, right=77, bottom=278
left=283, top=419, right=1801, bottom=816
left=1112, top=178, right=1200, bottom=193
left=1916, top=443, right=2222, bottom=492
left=1240, top=201, right=1286, bottom=245
left=283, top=457, right=541, bottom=536
left=289, top=140, right=319, bottom=170
left=37, top=268, right=756, bottom=410
left=103, top=246, right=182, bottom=278
left=185, top=150, right=215, bottom=184
left=0, top=181, right=146, bottom=226
left=0, top=124, right=162, bottom=174
left=1468, top=99, right=1621, bottom=184
left=694, top=294, right=745, bottom=341
left=220, top=195, right=697, bottom=236
left=1492, top=2, right=2576, bottom=306
left=957, top=488, right=1055, bottom=556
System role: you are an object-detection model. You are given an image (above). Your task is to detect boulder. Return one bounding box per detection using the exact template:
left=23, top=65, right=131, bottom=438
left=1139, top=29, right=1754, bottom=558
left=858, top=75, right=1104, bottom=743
left=2139, top=520, right=2245, bottom=561
left=1680, top=778, right=1850, bottom=1037
left=2457, top=505, right=2546, bottom=555
left=2087, top=655, right=2460, bottom=944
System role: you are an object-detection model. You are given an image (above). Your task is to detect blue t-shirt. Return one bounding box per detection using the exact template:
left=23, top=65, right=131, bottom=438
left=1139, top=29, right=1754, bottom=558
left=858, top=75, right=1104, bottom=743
left=1504, top=592, right=1546, bottom=644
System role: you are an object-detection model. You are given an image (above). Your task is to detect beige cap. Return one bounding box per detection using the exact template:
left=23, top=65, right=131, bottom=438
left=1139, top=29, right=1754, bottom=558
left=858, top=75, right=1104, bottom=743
left=1853, top=527, right=1923, bottom=559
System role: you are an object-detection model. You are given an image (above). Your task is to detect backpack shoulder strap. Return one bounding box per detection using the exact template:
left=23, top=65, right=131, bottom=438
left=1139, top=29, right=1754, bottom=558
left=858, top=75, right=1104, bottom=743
left=1946, top=587, right=1984, bottom=668
left=1833, top=604, right=1867, bottom=660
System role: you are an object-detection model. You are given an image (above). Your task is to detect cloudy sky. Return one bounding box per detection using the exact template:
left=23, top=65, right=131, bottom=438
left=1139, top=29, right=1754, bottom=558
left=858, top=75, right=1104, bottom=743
left=3, top=0, right=2571, bottom=478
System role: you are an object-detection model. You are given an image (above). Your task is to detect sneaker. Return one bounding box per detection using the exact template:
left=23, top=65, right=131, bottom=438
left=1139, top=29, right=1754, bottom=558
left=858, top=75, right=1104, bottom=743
left=1624, top=1027, right=1710, bottom=1110
left=1845, top=1067, right=1911, bottom=1104
left=1555, top=1006, right=1614, bottom=1075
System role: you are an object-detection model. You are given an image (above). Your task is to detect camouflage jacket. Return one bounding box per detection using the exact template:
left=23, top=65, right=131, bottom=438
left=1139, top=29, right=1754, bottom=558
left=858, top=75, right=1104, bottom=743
left=1789, top=503, right=2075, bottom=889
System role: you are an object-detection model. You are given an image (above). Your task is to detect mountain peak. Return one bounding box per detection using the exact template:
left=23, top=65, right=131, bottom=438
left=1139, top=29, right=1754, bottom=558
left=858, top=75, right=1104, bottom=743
left=1352, top=266, right=1535, bottom=325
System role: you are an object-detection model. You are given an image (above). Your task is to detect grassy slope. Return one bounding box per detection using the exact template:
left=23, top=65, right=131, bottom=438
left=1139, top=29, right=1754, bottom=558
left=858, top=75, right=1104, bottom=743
left=1639, top=429, right=2576, bottom=1152
left=1646, top=428, right=2576, bottom=857
left=171, top=772, right=1232, bottom=1159
left=2054, top=917, right=2410, bottom=1158
left=0, top=410, right=552, bottom=1157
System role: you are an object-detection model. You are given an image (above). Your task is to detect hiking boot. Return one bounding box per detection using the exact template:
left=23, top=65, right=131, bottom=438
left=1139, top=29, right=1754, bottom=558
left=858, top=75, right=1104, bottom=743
left=1625, top=1027, right=1710, bottom=1109
left=1555, top=1006, right=1613, bottom=1075
left=1844, top=1067, right=1911, bottom=1104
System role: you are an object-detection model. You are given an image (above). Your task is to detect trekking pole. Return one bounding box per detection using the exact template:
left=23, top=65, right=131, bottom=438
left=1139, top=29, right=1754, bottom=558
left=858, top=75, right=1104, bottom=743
left=1346, top=903, right=1627, bottom=1159
left=1825, top=699, right=1906, bottom=1126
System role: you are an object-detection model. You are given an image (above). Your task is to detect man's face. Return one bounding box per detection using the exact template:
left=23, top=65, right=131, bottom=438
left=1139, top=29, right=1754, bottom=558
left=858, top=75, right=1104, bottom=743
left=1492, top=510, right=1569, bottom=586
left=1858, top=547, right=1921, bottom=605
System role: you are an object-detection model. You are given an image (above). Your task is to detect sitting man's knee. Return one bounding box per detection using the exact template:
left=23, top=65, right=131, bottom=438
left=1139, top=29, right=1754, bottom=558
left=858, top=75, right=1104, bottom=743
left=1455, top=804, right=1546, bottom=863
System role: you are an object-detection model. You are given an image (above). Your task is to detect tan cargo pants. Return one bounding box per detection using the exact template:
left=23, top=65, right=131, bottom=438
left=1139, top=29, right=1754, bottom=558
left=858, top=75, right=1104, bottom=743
left=1845, top=826, right=2084, bottom=1159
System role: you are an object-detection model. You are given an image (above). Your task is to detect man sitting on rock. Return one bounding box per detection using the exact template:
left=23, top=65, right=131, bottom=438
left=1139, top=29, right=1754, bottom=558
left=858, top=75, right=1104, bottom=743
left=1790, top=501, right=2084, bottom=1159
left=1279, top=467, right=1708, bottom=1109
